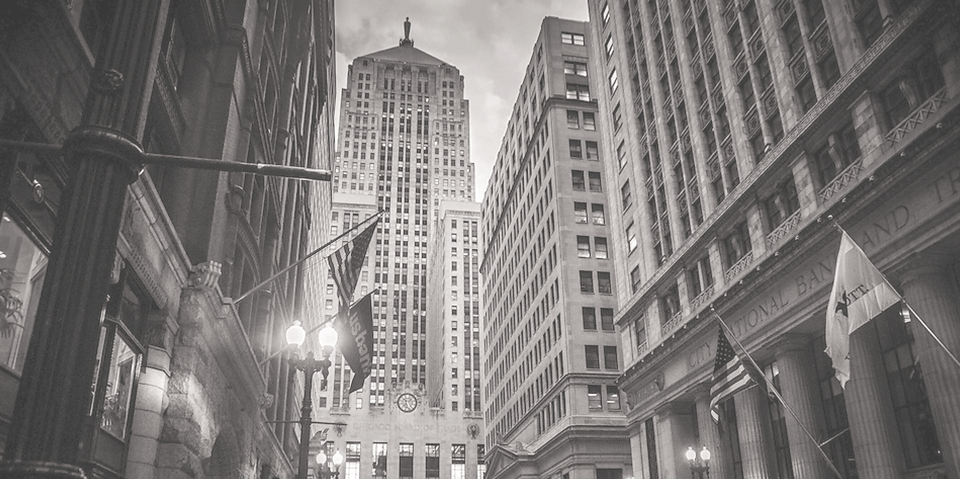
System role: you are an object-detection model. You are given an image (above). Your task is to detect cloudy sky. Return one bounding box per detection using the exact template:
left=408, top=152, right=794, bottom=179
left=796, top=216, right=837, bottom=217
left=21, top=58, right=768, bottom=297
left=334, top=0, right=589, bottom=200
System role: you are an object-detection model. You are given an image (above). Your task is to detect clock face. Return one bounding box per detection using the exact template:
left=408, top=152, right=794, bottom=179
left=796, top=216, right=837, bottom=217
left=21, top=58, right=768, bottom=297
left=397, top=393, right=418, bottom=413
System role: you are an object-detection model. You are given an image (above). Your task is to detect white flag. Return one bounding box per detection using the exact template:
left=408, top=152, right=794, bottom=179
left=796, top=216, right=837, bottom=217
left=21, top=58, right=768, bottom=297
left=825, top=231, right=902, bottom=388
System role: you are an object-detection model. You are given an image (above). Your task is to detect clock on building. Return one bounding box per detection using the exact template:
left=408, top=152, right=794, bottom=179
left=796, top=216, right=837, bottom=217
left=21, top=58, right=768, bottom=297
left=397, top=393, right=418, bottom=413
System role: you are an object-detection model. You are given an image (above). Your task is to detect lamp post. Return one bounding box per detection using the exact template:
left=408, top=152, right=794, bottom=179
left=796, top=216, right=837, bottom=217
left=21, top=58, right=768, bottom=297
left=286, top=321, right=339, bottom=479
left=316, top=450, right=343, bottom=479
left=685, top=446, right=711, bottom=479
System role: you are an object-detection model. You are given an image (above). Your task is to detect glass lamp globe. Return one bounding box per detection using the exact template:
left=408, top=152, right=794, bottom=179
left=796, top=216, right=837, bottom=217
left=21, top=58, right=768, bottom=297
left=332, top=450, right=344, bottom=466
left=700, top=446, right=711, bottom=462
left=317, top=451, right=327, bottom=465
left=285, top=320, right=306, bottom=346
left=685, top=446, right=697, bottom=462
left=318, top=324, right=339, bottom=350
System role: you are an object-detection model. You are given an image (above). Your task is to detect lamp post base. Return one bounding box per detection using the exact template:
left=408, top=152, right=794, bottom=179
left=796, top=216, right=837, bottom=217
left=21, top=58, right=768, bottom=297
left=0, top=461, right=87, bottom=479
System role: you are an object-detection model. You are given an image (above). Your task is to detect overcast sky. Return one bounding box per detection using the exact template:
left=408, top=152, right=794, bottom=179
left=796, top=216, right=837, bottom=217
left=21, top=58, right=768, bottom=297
left=334, top=0, right=589, bottom=200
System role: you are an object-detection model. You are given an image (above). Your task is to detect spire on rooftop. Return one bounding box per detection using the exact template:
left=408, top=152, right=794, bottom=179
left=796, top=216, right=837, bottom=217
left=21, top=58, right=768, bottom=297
left=400, top=17, right=414, bottom=47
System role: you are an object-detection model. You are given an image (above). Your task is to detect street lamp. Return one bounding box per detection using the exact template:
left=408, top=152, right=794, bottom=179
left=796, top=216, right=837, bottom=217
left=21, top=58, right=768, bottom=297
left=287, top=321, right=339, bottom=479
left=316, top=450, right=343, bottom=479
left=685, top=446, right=711, bottom=478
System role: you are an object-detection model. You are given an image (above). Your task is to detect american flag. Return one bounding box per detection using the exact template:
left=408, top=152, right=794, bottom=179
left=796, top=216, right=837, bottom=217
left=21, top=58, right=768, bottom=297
left=709, top=326, right=755, bottom=421
left=328, top=217, right=378, bottom=311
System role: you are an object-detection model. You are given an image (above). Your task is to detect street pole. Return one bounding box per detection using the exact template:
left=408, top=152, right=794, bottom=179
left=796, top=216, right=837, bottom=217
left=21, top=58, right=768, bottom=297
left=291, top=352, right=331, bottom=479
left=0, top=1, right=168, bottom=477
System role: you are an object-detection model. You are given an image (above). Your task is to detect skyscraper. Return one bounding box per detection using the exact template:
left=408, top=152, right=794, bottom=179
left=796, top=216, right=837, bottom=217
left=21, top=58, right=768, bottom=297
left=589, top=0, right=960, bottom=478
left=480, top=17, right=631, bottom=479
left=314, top=20, right=485, bottom=479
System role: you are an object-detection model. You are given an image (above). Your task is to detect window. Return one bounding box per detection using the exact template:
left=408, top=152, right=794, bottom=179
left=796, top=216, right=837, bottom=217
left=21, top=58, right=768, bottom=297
left=346, top=442, right=362, bottom=479
left=815, top=121, right=860, bottom=186
left=878, top=306, right=942, bottom=468
left=631, top=266, right=642, bottom=293
left=591, top=204, right=606, bottom=225
left=583, top=112, right=596, bottom=130
left=588, top=172, right=603, bottom=192
left=604, top=35, right=615, bottom=58
left=855, top=0, right=884, bottom=47
left=603, top=346, right=618, bottom=369
left=373, top=443, right=388, bottom=477
left=564, top=62, right=588, bottom=77
left=612, top=103, right=622, bottom=131
left=763, top=175, right=800, bottom=230
left=626, top=221, right=638, bottom=252
left=569, top=139, right=583, bottom=159
left=577, top=236, right=592, bottom=258
left=567, top=110, right=580, bottom=128
left=582, top=307, right=598, bottom=330
left=597, top=272, right=612, bottom=294
left=0, top=217, right=46, bottom=374
left=594, top=237, right=608, bottom=259
left=574, top=202, right=588, bottom=224
left=586, top=141, right=599, bottom=160
left=400, top=443, right=415, bottom=479
left=452, top=444, right=466, bottom=479
left=620, top=181, right=632, bottom=209
left=660, top=285, right=681, bottom=324
left=588, top=385, right=603, bottom=410
left=425, top=444, right=440, bottom=478
left=723, top=221, right=752, bottom=267
left=617, top=141, right=626, bottom=169
left=688, top=255, right=714, bottom=298
left=600, top=308, right=615, bottom=331
left=562, top=32, right=585, bottom=45
left=566, top=83, right=591, bottom=101
left=882, top=50, right=945, bottom=128
left=606, top=386, right=621, bottom=411
left=585, top=346, right=600, bottom=369
left=579, top=271, right=594, bottom=293
left=572, top=170, right=586, bottom=190
left=601, top=3, right=611, bottom=25
left=608, top=68, right=619, bottom=92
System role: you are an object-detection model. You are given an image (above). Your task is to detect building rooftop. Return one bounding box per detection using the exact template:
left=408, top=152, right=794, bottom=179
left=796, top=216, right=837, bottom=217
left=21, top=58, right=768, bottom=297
left=363, top=17, right=449, bottom=66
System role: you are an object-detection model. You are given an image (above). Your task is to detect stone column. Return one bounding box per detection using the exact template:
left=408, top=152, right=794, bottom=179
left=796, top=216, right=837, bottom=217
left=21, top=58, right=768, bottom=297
left=693, top=386, right=725, bottom=479
left=773, top=335, right=832, bottom=478
left=654, top=402, right=696, bottom=479
left=733, top=387, right=775, bottom=479
left=845, top=322, right=905, bottom=479
left=124, top=310, right=177, bottom=479
left=1, top=0, right=169, bottom=474
left=898, top=257, right=960, bottom=478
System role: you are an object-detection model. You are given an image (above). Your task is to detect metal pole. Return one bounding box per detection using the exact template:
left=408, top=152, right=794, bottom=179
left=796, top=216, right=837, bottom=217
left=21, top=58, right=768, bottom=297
left=0, top=138, right=332, bottom=182
left=297, top=356, right=315, bottom=479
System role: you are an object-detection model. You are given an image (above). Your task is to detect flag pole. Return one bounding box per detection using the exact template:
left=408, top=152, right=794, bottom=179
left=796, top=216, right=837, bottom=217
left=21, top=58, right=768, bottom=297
left=234, top=210, right=383, bottom=304
left=711, top=307, right=846, bottom=479
left=827, top=217, right=960, bottom=370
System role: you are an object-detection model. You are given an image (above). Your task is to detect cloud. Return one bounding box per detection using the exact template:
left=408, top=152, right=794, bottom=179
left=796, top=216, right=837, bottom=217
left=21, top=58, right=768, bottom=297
left=335, top=0, right=588, bottom=199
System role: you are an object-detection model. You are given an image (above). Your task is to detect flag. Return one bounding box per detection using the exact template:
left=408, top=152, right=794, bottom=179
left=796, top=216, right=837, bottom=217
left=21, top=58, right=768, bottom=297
left=825, top=231, right=902, bottom=388
left=335, top=292, right=375, bottom=394
left=710, top=326, right=755, bottom=422
left=328, top=217, right=378, bottom=310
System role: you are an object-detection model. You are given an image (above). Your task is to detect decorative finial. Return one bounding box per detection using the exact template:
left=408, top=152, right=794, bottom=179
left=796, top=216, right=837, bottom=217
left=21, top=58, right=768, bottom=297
left=400, top=17, right=414, bottom=47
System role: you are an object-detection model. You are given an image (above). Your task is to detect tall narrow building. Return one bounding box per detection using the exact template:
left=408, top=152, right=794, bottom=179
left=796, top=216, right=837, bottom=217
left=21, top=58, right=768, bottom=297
left=481, top=17, right=631, bottom=479
left=314, top=20, right=486, bottom=479
left=589, top=0, right=960, bottom=478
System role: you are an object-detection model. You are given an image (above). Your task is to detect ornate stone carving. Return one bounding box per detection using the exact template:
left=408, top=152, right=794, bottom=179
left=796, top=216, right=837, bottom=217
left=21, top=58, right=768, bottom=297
left=260, top=393, right=275, bottom=411
left=188, top=260, right=222, bottom=291
left=92, top=69, right=124, bottom=94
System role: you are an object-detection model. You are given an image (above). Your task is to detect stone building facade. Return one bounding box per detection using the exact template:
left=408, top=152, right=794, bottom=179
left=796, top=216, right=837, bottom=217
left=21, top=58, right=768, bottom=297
left=0, top=0, right=336, bottom=477
left=587, top=0, right=960, bottom=477
left=480, top=17, right=631, bottom=479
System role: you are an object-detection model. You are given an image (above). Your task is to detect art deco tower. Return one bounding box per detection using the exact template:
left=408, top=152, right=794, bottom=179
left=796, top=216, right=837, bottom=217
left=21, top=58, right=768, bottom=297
left=316, top=20, right=485, bottom=479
